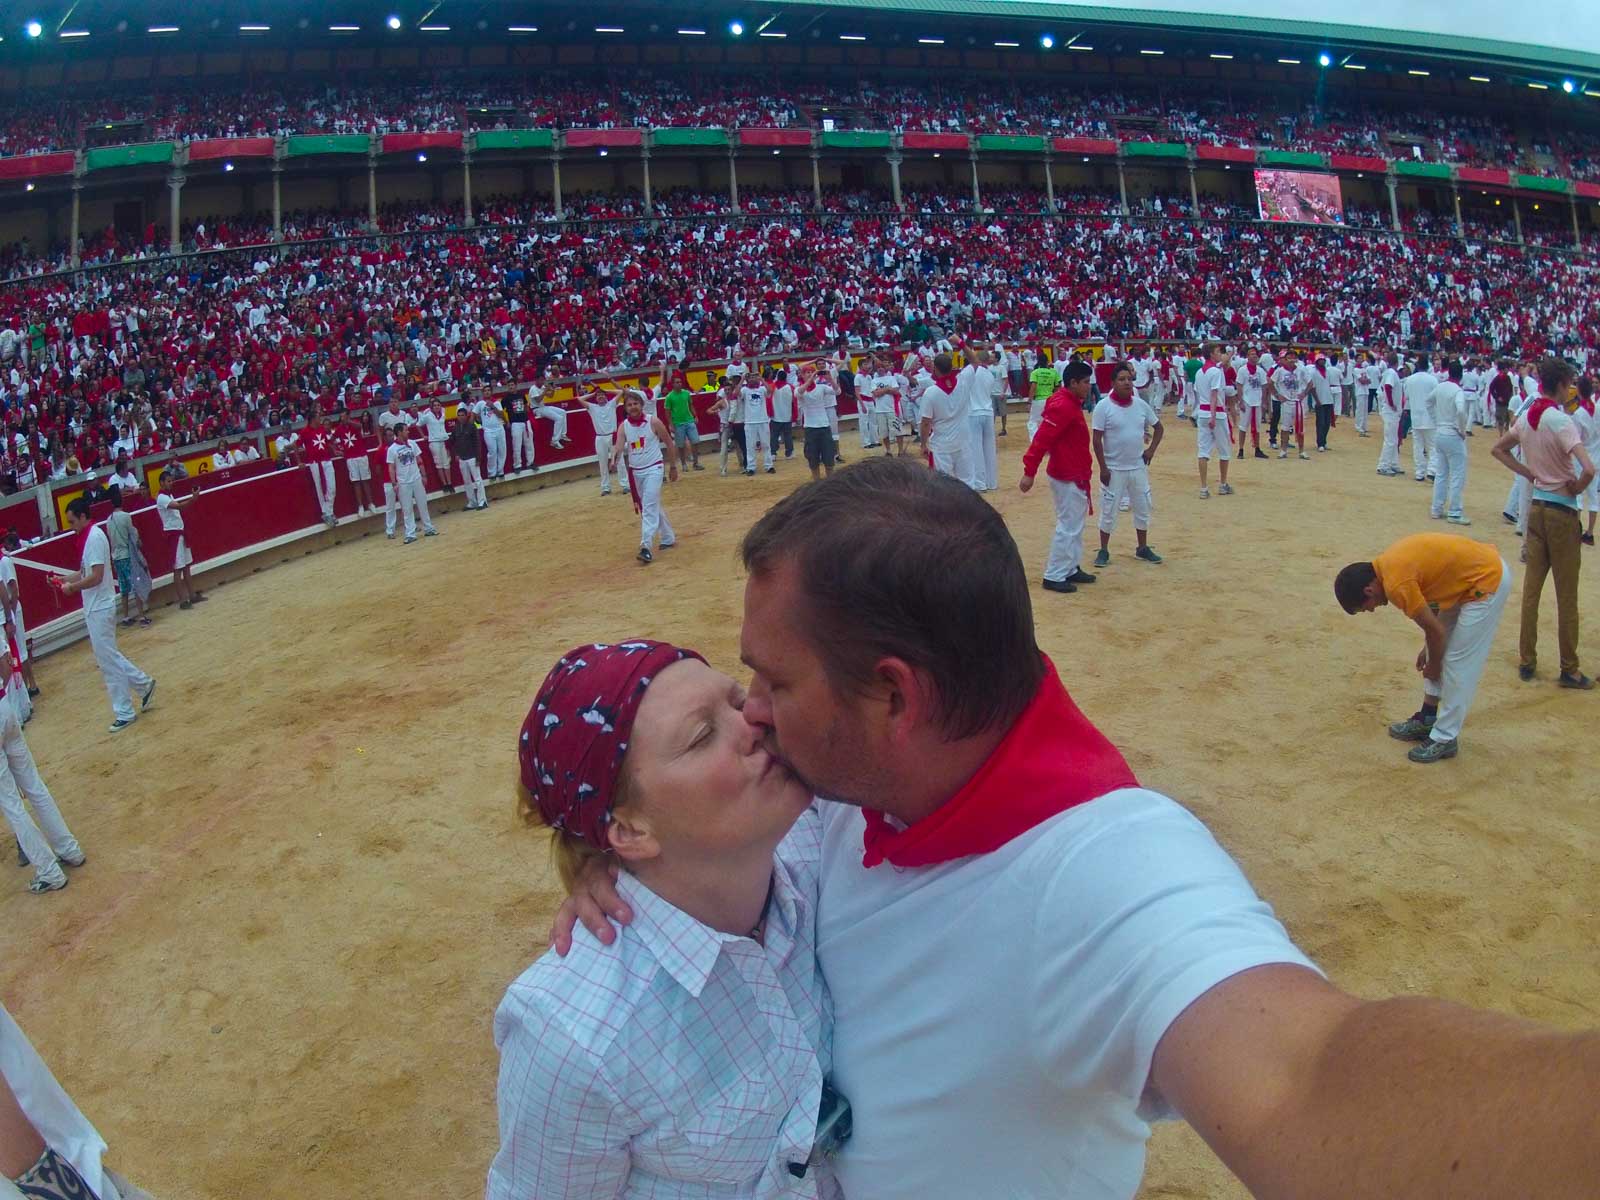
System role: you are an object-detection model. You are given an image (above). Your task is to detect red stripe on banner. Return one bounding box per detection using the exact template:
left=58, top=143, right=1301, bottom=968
left=1457, top=166, right=1511, bottom=187
left=381, top=131, right=464, bottom=154
left=187, top=137, right=275, bottom=161
left=1052, top=137, right=1118, bottom=156
left=738, top=128, right=812, bottom=147
left=1330, top=153, right=1387, bottom=173
left=565, top=128, right=644, bottom=148
left=0, top=152, right=76, bottom=180
left=1574, top=180, right=1600, bottom=199
left=1196, top=143, right=1255, bottom=164
left=902, top=132, right=971, bottom=151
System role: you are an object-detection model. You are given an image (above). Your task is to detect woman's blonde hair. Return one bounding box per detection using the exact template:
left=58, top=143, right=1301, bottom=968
left=518, top=765, right=638, bottom=893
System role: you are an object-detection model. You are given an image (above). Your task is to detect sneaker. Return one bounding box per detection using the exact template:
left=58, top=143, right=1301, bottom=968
left=1093, top=548, right=1111, bottom=568
left=692, top=462, right=705, bottom=471
left=1298, top=451, right=1310, bottom=460
left=423, top=528, right=438, bottom=537
left=403, top=535, right=417, bottom=545
left=139, top=617, right=152, bottom=627
left=765, top=466, right=776, bottom=474
left=1135, top=545, right=1163, bottom=564
left=1408, top=738, right=1458, bottom=763
left=601, top=487, right=612, bottom=496
left=1447, top=514, right=1472, bottom=526
left=141, top=679, right=156, bottom=710
left=120, top=618, right=135, bottom=628
left=179, top=600, right=192, bottom=610
left=1502, top=511, right=1517, bottom=524
left=1254, top=448, right=1268, bottom=459
left=25, top=687, right=38, bottom=699
left=1218, top=483, right=1234, bottom=495
left=1584, top=533, right=1596, bottom=546
left=60, top=852, right=85, bottom=868
left=745, top=469, right=756, bottom=477
left=28, top=873, right=67, bottom=894
left=658, top=541, right=676, bottom=550
left=1388, top=715, right=1435, bottom=742
left=1066, top=569, right=1097, bottom=584
left=1415, top=474, right=1427, bottom=482
left=108, top=717, right=136, bottom=733
left=1429, top=511, right=1444, bottom=520
left=1041, top=578, right=1077, bottom=593
left=1198, top=487, right=1210, bottom=499
left=386, top=532, right=396, bottom=540
left=720, top=467, right=728, bottom=477
left=1558, top=672, right=1596, bottom=690
left=637, top=546, right=654, bottom=564
left=1519, top=663, right=1536, bottom=681
left=193, top=593, right=208, bottom=603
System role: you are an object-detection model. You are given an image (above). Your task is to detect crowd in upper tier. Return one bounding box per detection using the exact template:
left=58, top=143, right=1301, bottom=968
left=1, top=69, right=1595, bottom=179
left=0, top=190, right=1596, bottom=496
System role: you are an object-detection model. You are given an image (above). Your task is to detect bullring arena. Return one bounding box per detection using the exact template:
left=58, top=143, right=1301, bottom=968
left=2, top=0, right=1600, bottom=1197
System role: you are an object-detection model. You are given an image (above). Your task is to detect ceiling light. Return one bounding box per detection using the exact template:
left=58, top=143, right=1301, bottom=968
left=1068, top=44, right=1092, bottom=52
left=1408, top=69, right=1429, bottom=76
left=25, top=182, right=35, bottom=191
left=758, top=31, right=786, bottom=38
left=239, top=24, right=270, bottom=32
left=599, top=148, right=608, bottom=156
left=1140, top=49, right=1163, bottom=55
left=1528, top=82, right=1548, bottom=89
left=993, top=40, right=1019, bottom=48
left=678, top=28, right=705, bottom=35
left=918, top=37, right=944, bottom=45
left=1318, top=52, right=1332, bottom=67
left=772, top=149, right=780, bottom=155
left=386, top=15, right=402, bottom=29
left=594, top=26, right=623, bottom=33
left=933, top=152, right=941, bottom=158
left=24, top=20, right=42, bottom=38
left=1278, top=57, right=1301, bottom=65
left=419, top=24, right=449, bottom=31
left=1039, top=33, right=1054, bottom=49
left=224, top=162, right=235, bottom=171
left=508, top=26, right=537, bottom=33
left=59, top=29, right=89, bottom=38
left=728, top=20, right=744, bottom=36
left=1469, top=75, right=1491, bottom=83
left=1343, top=63, right=1367, bottom=70
left=329, top=24, right=360, bottom=32
left=1210, top=53, right=1232, bottom=60
left=147, top=25, right=179, bottom=32
left=417, top=152, right=427, bottom=161
left=1563, top=79, right=1576, bottom=93
left=839, top=34, right=865, bottom=41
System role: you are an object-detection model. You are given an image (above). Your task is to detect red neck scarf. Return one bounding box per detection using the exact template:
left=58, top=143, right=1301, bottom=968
left=1111, top=390, right=1134, bottom=406
left=860, top=656, right=1138, bottom=869
left=932, top=373, right=958, bottom=393
left=1526, top=396, right=1561, bottom=429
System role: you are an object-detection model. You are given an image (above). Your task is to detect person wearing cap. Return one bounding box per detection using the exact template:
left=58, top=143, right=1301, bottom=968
left=385, top=421, right=438, bottom=545
left=490, top=640, right=839, bottom=1198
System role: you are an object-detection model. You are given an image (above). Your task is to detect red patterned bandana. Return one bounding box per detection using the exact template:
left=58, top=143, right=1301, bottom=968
left=520, top=640, right=706, bottom=848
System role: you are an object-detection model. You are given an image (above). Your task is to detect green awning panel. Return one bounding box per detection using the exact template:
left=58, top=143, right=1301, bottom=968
left=1516, top=173, right=1570, bottom=194
left=976, top=134, right=1046, bottom=153
left=474, top=129, right=556, bottom=151
left=652, top=128, right=730, bottom=147
left=1121, top=141, right=1188, bottom=160
left=1393, top=160, right=1453, bottom=180
left=285, top=134, right=371, bottom=157
left=84, top=142, right=175, bottom=171
left=819, top=130, right=893, bottom=150
left=1259, top=150, right=1329, bottom=169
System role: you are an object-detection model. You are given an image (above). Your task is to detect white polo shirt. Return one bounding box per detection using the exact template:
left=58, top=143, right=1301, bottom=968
left=79, top=525, right=117, bottom=614
left=1402, top=371, right=1440, bottom=429
left=818, top=790, right=1314, bottom=1200
left=1092, top=396, right=1159, bottom=471
left=921, top=379, right=968, bottom=453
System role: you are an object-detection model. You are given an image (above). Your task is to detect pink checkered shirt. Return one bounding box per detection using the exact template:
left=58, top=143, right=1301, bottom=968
left=488, top=806, right=841, bottom=1199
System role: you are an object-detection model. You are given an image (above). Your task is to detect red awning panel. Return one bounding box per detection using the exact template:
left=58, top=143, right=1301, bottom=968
left=0, top=152, right=76, bottom=180
left=1575, top=180, right=1600, bottom=199
left=1456, top=166, right=1511, bottom=187
left=188, top=137, right=275, bottom=161
left=565, top=128, right=644, bottom=148
left=1330, top=154, right=1387, bottom=173
left=1051, top=137, right=1118, bottom=156
left=902, top=132, right=971, bottom=151
left=739, top=128, right=812, bottom=147
left=1196, top=144, right=1255, bottom=164
left=381, top=131, right=464, bottom=154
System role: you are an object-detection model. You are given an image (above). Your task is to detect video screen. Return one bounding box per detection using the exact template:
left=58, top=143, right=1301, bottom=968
left=1254, top=169, right=1345, bottom=226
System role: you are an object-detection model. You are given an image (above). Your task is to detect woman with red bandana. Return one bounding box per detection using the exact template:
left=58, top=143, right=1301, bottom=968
left=490, top=640, right=843, bottom=1199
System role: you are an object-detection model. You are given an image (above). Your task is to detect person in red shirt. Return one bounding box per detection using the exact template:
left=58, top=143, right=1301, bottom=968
left=301, top=409, right=339, bottom=527
left=337, top=408, right=375, bottom=518
left=1018, top=360, right=1098, bottom=595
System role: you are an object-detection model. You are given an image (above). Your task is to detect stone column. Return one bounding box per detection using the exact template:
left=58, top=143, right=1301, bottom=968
left=728, top=147, right=740, bottom=214
left=1572, top=193, right=1583, bottom=250
left=551, top=154, right=563, bottom=219
left=887, top=151, right=902, bottom=211
left=463, top=149, right=474, bottom=227
left=271, top=162, right=283, bottom=242
left=366, top=151, right=379, bottom=229
left=167, top=168, right=184, bottom=254
left=69, top=180, right=82, bottom=269
left=1117, top=156, right=1129, bottom=215
left=1187, top=163, right=1199, bottom=219
left=1387, top=174, right=1401, bottom=232
left=641, top=143, right=653, bottom=216
left=1452, top=181, right=1463, bottom=236
left=1043, top=152, right=1057, bottom=214
left=811, top=149, right=823, bottom=212
left=970, top=150, right=981, bottom=211
left=1511, top=196, right=1523, bottom=244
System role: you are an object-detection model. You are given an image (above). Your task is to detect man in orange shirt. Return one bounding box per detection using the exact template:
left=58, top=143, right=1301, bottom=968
left=1334, top=533, right=1511, bottom=763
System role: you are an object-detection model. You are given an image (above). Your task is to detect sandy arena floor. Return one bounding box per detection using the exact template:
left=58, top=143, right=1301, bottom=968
left=3, top=416, right=1597, bottom=1199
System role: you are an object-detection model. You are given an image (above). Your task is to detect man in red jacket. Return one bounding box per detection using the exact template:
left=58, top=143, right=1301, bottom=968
left=1018, top=360, right=1098, bottom=595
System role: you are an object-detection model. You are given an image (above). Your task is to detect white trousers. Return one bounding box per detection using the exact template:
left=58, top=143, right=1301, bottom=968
left=968, top=413, right=998, bottom=491
left=1505, top=471, right=1531, bottom=534
left=1426, top=564, right=1511, bottom=744
left=859, top=403, right=878, bottom=448
left=483, top=425, right=507, bottom=477
left=428, top=441, right=451, bottom=484
left=383, top=482, right=397, bottom=535
left=1027, top=397, right=1047, bottom=442
left=596, top=433, right=627, bottom=493
left=84, top=606, right=151, bottom=722
left=310, top=460, right=337, bottom=521
left=931, top=439, right=976, bottom=488
left=1044, top=479, right=1088, bottom=581
left=744, top=421, right=774, bottom=471
left=635, top=465, right=675, bottom=550
left=826, top=406, right=839, bottom=440
left=1354, top=389, right=1372, bottom=434
left=396, top=478, right=434, bottom=538
left=1411, top=425, right=1436, bottom=478
left=1099, top=466, right=1152, bottom=534
left=458, top=457, right=487, bottom=507
left=535, top=405, right=568, bottom=443
left=1377, top=409, right=1402, bottom=472
left=0, top=705, right=78, bottom=886
left=1430, top=429, right=1468, bottom=518
left=510, top=422, right=535, bottom=471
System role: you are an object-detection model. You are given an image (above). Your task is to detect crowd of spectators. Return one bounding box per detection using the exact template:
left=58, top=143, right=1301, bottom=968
left=1, top=190, right=1597, bottom=497
left=0, top=69, right=1596, bottom=182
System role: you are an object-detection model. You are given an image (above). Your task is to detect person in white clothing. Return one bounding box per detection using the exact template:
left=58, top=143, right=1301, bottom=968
left=1234, top=348, right=1270, bottom=459
left=866, top=355, right=910, bottom=458
left=1403, top=356, right=1440, bottom=482
left=1092, top=362, right=1165, bottom=567
left=56, top=498, right=154, bottom=732
left=416, top=399, right=452, bottom=493
left=919, top=353, right=975, bottom=487
left=1270, top=349, right=1310, bottom=461
left=386, top=423, right=438, bottom=544
left=0, top=637, right=81, bottom=893
left=853, top=362, right=879, bottom=452
left=797, top=365, right=839, bottom=481
left=1429, top=362, right=1473, bottom=525
left=741, top=377, right=775, bottom=475
left=528, top=380, right=569, bottom=450
left=0, top=536, right=38, bottom=700
left=475, top=392, right=509, bottom=479
left=610, top=390, right=680, bottom=564
left=1193, top=344, right=1236, bottom=498
left=962, top=348, right=1000, bottom=491
left=1377, top=355, right=1405, bottom=475
left=576, top=385, right=628, bottom=497
left=1575, top=379, right=1600, bottom=545
left=154, top=484, right=202, bottom=608
left=448, top=409, right=488, bottom=512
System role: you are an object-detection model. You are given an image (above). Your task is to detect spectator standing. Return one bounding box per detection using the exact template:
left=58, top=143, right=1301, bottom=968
left=449, top=406, right=488, bottom=512
left=387, top=422, right=439, bottom=544
left=1019, top=360, right=1099, bottom=594
left=0, top=639, right=82, bottom=893
left=301, top=409, right=338, bottom=527
left=155, top=479, right=202, bottom=610
left=1402, top=355, right=1440, bottom=482
left=661, top=374, right=703, bottom=471
left=1429, top=361, right=1472, bottom=525
left=1091, top=361, right=1165, bottom=568
left=104, top=487, right=149, bottom=628
left=338, top=409, right=376, bottom=517
left=0, top=533, right=39, bottom=700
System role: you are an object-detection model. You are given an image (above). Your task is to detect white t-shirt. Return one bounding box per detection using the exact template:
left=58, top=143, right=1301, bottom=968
left=1402, top=371, right=1440, bottom=428
left=155, top=491, right=184, bottom=532
left=79, top=525, right=117, bottom=614
left=922, top=380, right=968, bottom=453
left=1092, top=396, right=1159, bottom=471
left=870, top=373, right=906, bottom=416
left=799, top=383, right=835, bottom=429
left=476, top=400, right=505, bottom=430
left=1271, top=365, right=1303, bottom=406
left=376, top=409, right=408, bottom=432
left=1237, top=363, right=1268, bottom=406
left=1431, top=381, right=1467, bottom=436
left=819, top=790, right=1315, bottom=1200
left=581, top=395, right=620, bottom=436
left=1381, top=367, right=1402, bottom=410
left=770, top=385, right=795, bottom=424
left=1194, top=364, right=1227, bottom=412
left=386, top=439, right=425, bottom=486
left=417, top=409, right=448, bottom=442
left=741, top=385, right=769, bottom=425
